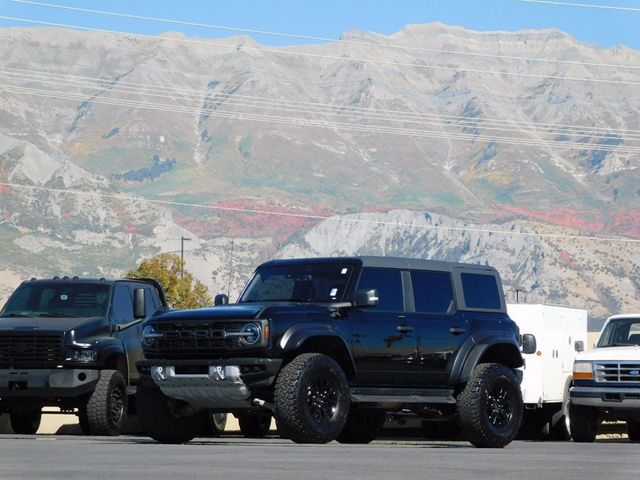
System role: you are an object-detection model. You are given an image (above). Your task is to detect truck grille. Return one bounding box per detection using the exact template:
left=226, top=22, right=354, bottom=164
left=0, top=333, right=63, bottom=368
left=595, top=362, right=640, bottom=383
left=151, top=322, right=246, bottom=358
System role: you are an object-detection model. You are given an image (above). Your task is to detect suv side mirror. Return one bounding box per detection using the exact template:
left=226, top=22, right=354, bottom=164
left=133, top=288, right=146, bottom=319
left=574, top=340, right=585, bottom=352
left=354, top=289, right=379, bottom=308
left=214, top=294, right=229, bottom=306
left=522, top=333, right=537, bottom=355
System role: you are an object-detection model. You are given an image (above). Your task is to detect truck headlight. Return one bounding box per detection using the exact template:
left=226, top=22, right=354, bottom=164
left=67, top=348, right=97, bottom=363
left=142, top=325, right=163, bottom=347
left=573, top=361, right=594, bottom=380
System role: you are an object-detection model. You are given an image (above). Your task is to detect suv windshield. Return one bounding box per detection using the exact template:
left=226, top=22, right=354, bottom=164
left=597, top=318, right=640, bottom=347
left=239, top=263, right=354, bottom=303
left=1, top=283, right=111, bottom=318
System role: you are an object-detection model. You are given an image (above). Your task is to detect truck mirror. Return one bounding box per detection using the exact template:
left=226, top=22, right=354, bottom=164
left=354, top=289, right=379, bottom=307
left=133, top=288, right=146, bottom=319
left=214, top=294, right=229, bottom=306
left=522, top=333, right=537, bottom=354
left=574, top=340, right=585, bottom=352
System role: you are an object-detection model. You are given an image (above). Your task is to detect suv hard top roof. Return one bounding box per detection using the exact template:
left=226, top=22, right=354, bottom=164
left=23, top=277, right=154, bottom=285
left=261, top=256, right=499, bottom=275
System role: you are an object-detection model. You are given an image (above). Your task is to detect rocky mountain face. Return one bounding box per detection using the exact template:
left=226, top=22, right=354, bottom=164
left=0, top=24, right=639, bottom=324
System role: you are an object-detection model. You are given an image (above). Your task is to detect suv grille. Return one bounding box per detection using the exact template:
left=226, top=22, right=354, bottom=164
left=595, top=362, right=640, bottom=383
left=152, top=322, right=247, bottom=358
left=0, top=333, right=63, bottom=368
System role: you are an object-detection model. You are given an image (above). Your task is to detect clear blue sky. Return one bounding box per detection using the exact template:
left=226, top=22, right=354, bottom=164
left=0, top=0, right=639, bottom=49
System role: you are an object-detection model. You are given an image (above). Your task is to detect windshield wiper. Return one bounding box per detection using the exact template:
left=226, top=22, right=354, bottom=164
left=601, top=342, right=636, bottom=347
left=1, top=312, right=38, bottom=318
left=37, top=312, right=83, bottom=318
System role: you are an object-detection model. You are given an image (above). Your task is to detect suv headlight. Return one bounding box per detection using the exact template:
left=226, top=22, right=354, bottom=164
left=67, top=347, right=97, bottom=363
left=573, top=361, right=594, bottom=380
left=142, top=324, right=163, bottom=347
left=238, top=322, right=261, bottom=346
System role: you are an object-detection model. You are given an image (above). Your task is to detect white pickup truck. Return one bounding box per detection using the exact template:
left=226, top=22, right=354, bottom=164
left=569, top=314, right=640, bottom=442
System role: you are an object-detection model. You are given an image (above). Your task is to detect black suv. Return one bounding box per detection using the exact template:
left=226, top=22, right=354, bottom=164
left=137, top=256, right=526, bottom=447
left=0, top=277, right=167, bottom=435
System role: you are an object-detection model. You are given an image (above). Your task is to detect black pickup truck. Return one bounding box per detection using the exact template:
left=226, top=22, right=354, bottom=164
left=138, top=256, right=529, bottom=447
left=0, top=276, right=167, bottom=435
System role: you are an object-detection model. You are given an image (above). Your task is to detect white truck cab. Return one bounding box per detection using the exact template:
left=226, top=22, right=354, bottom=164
left=569, top=314, right=640, bottom=442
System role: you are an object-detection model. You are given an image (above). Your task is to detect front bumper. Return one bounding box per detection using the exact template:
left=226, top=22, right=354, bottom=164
left=137, top=358, right=282, bottom=409
left=0, top=368, right=99, bottom=398
left=570, top=385, right=640, bottom=408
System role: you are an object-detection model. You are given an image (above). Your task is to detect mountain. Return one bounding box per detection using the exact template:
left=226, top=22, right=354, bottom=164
left=0, top=24, right=638, bottom=322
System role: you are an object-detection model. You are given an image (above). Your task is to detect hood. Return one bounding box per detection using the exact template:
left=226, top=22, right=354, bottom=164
left=0, top=315, right=103, bottom=332
left=577, top=345, right=640, bottom=362
left=150, top=305, right=265, bottom=322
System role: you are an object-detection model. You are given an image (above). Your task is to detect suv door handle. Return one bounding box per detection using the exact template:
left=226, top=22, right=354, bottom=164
left=396, top=325, right=414, bottom=333
left=449, top=327, right=466, bottom=335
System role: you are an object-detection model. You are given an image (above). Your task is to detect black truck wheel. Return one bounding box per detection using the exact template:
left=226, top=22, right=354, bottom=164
left=568, top=404, right=598, bottom=442
left=626, top=420, right=640, bottom=442
left=136, top=381, right=206, bottom=444
left=336, top=407, right=385, bottom=444
left=238, top=412, right=272, bottom=438
left=274, top=353, right=349, bottom=444
left=457, top=363, right=523, bottom=448
left=203, top=413, right=227, bottom=437
left=10, top=408, right=42, bottom=434
left=85, top=369, right=127, bottom=436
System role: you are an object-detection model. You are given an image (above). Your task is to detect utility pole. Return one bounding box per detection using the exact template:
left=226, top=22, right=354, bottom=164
left=227, top=239, right=234, bottom=297
left=514, top=288, right=523, bottom=303
left=180, top=236, right=191, bottom=279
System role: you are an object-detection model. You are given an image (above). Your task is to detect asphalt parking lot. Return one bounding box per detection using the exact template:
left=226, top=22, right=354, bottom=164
left=0, top=434, right=638, bottom=480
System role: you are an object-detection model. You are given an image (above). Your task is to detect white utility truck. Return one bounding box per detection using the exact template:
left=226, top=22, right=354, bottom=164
left=508, top=304, right=588, bottom=439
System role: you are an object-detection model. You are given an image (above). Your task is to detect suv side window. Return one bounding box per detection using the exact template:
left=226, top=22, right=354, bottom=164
left=356, top=267, right=404, bottom=311
left=411, top=270, right=455, bottom=314
left=144, top=286, right=160, bottom=317
left=460, top=273, right=501, bottom=309
left=112, top=284, right=134, bottom=324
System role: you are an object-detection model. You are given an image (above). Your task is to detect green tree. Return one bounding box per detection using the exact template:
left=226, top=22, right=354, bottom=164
left=126, top=253, right=212, bottom=309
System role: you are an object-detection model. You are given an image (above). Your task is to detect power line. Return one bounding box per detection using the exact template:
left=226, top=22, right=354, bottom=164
left=520, top=0, right=640, bottom=12
left=3, top=82, right=640, bottom=155
left=2, top=15, right=640, bottom=87
left=2, top=181, right=639, bottom=244
left=4, top=66, right=640, bottom=141
left=8, top=0, right=640, bottom=71
left=3, top=69, right=640, bottom=146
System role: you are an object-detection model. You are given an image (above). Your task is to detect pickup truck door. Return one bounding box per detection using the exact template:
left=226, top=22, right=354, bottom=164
left=110, top=284, right=142, bottom=383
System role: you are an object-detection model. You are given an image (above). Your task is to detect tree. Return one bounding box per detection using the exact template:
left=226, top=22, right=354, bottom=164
left=126, top=253, right=212, bottom=309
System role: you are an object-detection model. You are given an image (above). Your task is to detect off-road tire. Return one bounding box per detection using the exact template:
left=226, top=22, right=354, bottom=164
left=337, top=407, right=386, bottom=444
left=457, top=363, right=523, bottom=448
left=78, top=406, right=92, bottom=435
left=10, top=409, right=42, bottom=434
left=274, top=353, right=349, bottom=444
left=626, top=420, right=640, bottom=442
left=136, top=379, right=206, bottom=444
left=85, top=369, right=127, bottom=436
left=238, top=412, right=272, bottom=438
left=568, top=404, right=598, bottom=442
left=203, top=413, right=227, bottom=437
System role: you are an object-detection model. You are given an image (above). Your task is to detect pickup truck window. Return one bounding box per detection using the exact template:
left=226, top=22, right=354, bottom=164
left=356, top=267, right=403, bottom=311
left=411, top=270, right=455, bottom=314
left=112, top=285, right=134, bottom=324
left=597, top=318, right=640, bottom=347
left=1, top=283, right=111, bottom=318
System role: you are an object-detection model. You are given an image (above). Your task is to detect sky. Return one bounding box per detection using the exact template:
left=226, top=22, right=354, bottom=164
left=0, top=0, right=639, bottom=50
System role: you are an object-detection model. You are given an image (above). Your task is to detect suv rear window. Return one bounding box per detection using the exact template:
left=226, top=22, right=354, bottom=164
left=411, top=270, right=455, bottom=314
left=460, top=273, right=501, bottom=310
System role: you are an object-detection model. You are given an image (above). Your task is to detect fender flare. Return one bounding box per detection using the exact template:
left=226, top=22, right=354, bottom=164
left=451, top=335, right=523, bottom=384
